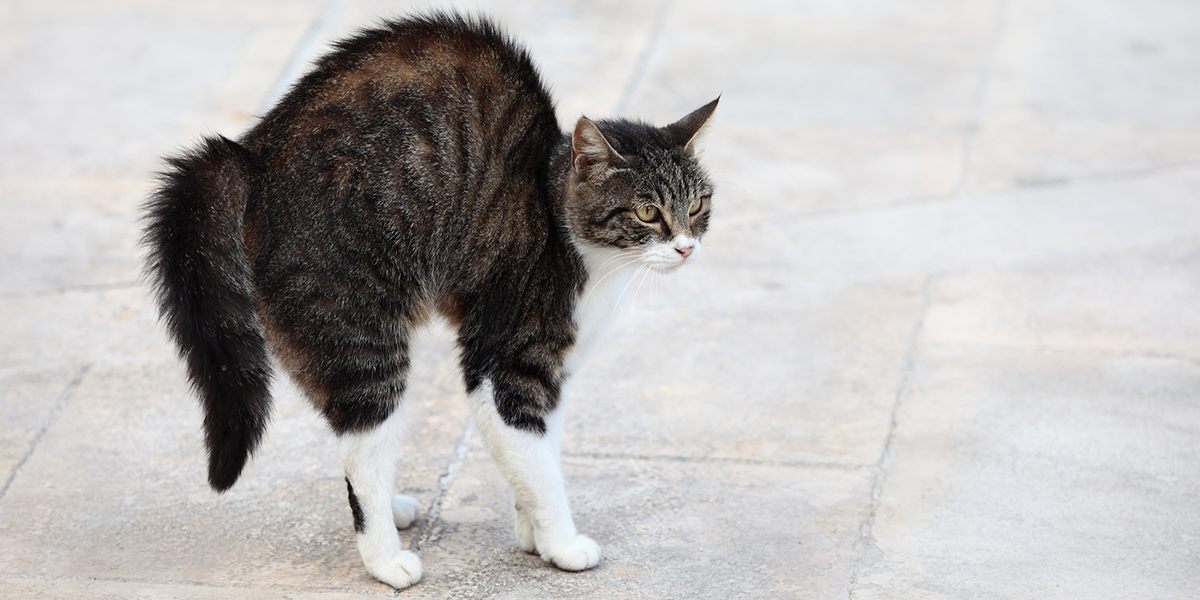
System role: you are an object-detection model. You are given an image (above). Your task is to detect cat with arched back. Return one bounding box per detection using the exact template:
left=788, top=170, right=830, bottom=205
left=143, top=12, right=718, bottom=590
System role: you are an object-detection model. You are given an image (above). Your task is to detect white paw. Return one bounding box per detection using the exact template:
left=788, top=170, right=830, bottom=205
left=392, top=495, right=422, bottom=529
left=539, top=533, right=601, bottom=571
left=514, top=508, right=536, bottom=554
left=365, top=550, right=423, bottom=590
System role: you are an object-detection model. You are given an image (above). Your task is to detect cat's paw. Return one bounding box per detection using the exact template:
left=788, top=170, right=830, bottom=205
left=365, top=550, right=423, bottom=590
left=539, top=533, right=601, bottom=571
left=391, top=494, right=422, bottom=529
left=514, top=509, right=537, bottom=554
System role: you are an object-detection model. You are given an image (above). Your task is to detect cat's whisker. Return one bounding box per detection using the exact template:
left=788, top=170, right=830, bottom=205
left=607, top=264, right=647, bottom=322
left=580, top=255, right=643, bottom=307
left=594, top=249, right=640, bottom=272
left=650, top=268, right=664, bottom=297
left=581, top=257, right=643, bottom=307
left=629, top=265, right=653, bottom=311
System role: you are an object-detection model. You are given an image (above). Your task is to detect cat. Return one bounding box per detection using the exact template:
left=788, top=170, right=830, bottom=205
left=143, top=12, right=717, bottom=590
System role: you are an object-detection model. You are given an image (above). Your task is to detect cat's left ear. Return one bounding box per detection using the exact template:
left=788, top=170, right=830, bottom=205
left=664, top=96, right=720, bottom=154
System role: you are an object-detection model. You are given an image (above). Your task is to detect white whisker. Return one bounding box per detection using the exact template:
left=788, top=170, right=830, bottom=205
left=608, top=265, right=646, bottom=322
left=629, top=265, right=653, bottom=312
left=580, top=255, right=643, bottom=308
left=589, top=249, right=640, bottom=275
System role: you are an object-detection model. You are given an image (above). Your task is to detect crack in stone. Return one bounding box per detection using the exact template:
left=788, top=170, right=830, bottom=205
left=0, top=364, right=91, bottom=502
left=846, top=276, right=935, bottom=598
left=411, top=420, right=474, bottom=552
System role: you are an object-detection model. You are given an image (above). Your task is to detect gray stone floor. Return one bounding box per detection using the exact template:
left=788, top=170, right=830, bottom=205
left=2, top=1, right=1198, bottom=598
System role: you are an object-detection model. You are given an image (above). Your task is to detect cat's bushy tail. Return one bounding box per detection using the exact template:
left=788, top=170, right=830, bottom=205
left=142, top=136, right=272, bottom=493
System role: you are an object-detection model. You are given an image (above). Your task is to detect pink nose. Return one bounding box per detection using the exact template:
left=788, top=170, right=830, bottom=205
left=675, top=245, right=694, bottom=259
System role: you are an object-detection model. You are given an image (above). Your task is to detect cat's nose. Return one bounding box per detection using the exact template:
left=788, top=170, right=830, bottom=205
left=675, top=245, right=695, bottom=259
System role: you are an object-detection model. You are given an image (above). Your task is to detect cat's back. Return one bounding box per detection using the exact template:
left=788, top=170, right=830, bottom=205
left=245, top=12, right=559, bottom=173
left=241, top=13, right=567, bottom=295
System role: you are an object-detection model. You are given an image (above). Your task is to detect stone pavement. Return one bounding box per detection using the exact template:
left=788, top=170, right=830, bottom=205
left=2, top=1, right=1198, bottom=598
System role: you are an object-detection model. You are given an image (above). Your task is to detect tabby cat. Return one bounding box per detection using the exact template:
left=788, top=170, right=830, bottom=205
left=144, top=13, right=717, bottom=589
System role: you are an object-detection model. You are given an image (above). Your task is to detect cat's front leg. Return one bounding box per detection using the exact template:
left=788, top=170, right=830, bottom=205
left=468, top=380, right=601, bottom=571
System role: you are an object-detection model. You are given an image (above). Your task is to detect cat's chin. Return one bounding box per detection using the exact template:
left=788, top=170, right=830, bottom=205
left=647, top=261, right=686, bottom=273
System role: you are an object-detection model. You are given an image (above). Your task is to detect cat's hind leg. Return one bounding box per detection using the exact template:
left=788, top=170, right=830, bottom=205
left=340, top=407, right=423, bottom=589
left=392, top=493, right=423, bottom=530
left=264, top=270, right=427, bottom=589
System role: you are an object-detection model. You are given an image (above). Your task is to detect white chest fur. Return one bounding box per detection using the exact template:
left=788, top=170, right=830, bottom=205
left=564, top=246, right=640, bottom=375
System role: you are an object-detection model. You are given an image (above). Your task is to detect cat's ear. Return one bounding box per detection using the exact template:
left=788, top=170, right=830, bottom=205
left=664, top=96, right=720, bottom=153
left=572, top=117, right=624, bottom=181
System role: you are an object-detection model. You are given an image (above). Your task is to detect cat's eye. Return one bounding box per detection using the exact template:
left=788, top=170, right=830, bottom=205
left=688, top=197, right=704, bottom=216
left=635, top=205, right=660, bottom=223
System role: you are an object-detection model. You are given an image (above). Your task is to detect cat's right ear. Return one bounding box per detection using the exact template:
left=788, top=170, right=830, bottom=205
left=572, top=117, right=624, bottom=182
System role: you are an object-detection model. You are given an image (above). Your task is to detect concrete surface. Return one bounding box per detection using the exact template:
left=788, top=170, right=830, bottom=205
left=1, top=1, right=1198, bottom=598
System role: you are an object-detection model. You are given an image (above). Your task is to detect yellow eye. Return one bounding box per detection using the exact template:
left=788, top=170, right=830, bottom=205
left=688, top=197, right=704, bottom=216
left=635, top=205, right=660, bottom=223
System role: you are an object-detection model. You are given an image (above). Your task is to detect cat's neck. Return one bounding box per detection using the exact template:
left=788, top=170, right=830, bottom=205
left=543, top=132, right=641, bottom=294
left=544, top=134, right=573, bottom=210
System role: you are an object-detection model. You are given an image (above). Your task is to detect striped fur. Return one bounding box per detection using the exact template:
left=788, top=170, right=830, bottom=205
left=142, top=12, right=718, bottom=588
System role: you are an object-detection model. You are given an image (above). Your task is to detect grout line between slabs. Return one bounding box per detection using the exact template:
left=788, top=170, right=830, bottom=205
left=256, top=0, right=347, bottom=115
left=0, top=280, right=140, bottom=300
left=613, top=0, right=675, bottom=114
left=846, top=276, right=935, bottom=599
left=0, top=364, right=91, bottom=503
left=3, top=4, right=348, bottom=305
left=955, top=0, right=1010, bottom=194
left=720, top=158, right=1200, bottom=232
left=411, top=420, right=474, bottom=552
left=562, top=450, right=870, bottom=472
left=0, top=573, right=387, bottom=597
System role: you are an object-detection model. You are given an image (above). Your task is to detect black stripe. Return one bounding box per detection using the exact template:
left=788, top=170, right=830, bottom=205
left=346, top=477, right=365, bottom=533
left=592, top=206, right=628, bottom=226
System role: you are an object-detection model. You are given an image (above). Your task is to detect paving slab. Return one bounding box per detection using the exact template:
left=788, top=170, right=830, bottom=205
left=0, top=177, right=147, bottom=294
left=0, top=576, right=382, bottom=600
left=3, top=0, right=1200, bottom=597
left=0, top=286, right=162, bottom=371
left=567, top=277, right=925, bottom=467
left=923, top=245, right=1200, bottom=359
left=714, top=166, right=1200, bottom=290
left=968, top=0, right=1200, bottom=189
left=854, top=347, right=1200, bottom=600
left=0, top=325, right=470, bottom=594
left=853, top=250, right=1200, bottom=598
left=0, top=1, right=319, bottom=296
left=623, top=0, right=1000, bottom=216
left=326, top=0, right=672, bottom=125
left=0, top=366, right=84, bottom=494
left=414, top=441, right=871, bottom=599
left=0, top=0, right=319, bottom=181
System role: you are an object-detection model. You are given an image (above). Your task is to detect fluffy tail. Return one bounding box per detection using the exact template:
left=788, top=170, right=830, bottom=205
left=143, top=136, right=273, bottom=492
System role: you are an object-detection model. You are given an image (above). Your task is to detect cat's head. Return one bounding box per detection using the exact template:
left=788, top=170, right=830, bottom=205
left=565, top=98, right=718, bottom=273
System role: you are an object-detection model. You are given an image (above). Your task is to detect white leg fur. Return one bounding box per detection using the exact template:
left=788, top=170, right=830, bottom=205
left=340, top=408, right=423, bottom=589
left=513, top=399, right=567, bottom=554
left=392, top=494, right=422, bottom=529
left=469, top=381, right=600, bottom=571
